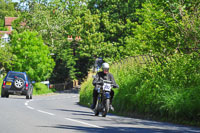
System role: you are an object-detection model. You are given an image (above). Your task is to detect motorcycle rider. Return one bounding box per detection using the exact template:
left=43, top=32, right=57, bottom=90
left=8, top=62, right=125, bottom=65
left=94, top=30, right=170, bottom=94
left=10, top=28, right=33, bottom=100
left=91, top=62, right=118, bottom=111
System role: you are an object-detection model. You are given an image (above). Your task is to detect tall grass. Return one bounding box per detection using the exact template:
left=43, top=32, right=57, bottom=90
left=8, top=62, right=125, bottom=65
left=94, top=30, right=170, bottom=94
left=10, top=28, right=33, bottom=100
left=79, top=74, right=94, bottom=107
left=80, top=53, right=200, bottom=125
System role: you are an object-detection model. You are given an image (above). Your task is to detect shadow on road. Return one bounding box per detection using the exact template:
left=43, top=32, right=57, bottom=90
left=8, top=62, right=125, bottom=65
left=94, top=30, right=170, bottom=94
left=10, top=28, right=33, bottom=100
left=1, top=95, right=26, bottom=100
left=54, top=108, right=94, bottom=116
left=51, top=108, right=200, bottom=132
left=39, top=124, right=195, bottom=133
left=53, top=108, right=116, bottom=118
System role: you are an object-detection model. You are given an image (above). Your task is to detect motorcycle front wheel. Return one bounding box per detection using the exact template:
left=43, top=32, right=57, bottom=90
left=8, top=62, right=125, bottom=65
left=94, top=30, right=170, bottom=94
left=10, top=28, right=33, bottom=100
left=102, top=99, right=110, bottom=117
left=94, top=100, right=100, bottom=116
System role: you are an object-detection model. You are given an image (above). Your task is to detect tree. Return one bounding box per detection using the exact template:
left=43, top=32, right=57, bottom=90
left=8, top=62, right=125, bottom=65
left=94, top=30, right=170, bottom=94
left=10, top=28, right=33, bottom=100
left=10, top=30, right=55, bottom=81
left=13, top=0, right=72, bottom=82
left=0, top=0, right=18, bottom=27
left=125, top=2, right=178, bottom=55
left=0, top=42, right=13, bottom=72
left=14, top=0, right=109, bottom=82
left=148, top=0, right=200, bottom=51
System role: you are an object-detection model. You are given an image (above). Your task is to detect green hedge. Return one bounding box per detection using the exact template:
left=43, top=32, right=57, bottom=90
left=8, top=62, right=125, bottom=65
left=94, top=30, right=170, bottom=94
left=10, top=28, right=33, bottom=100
left=80, top=53, right=200, bottom=125
left=79, top=76, right=94, bottom=106
left=33, top=82, right=56, bottom=95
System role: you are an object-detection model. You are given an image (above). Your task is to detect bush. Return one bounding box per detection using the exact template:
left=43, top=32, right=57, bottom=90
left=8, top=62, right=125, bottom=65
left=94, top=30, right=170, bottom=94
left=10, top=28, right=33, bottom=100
left=33, top=82, right=56, bottom=95
left=79, top=74, right=94, bottom=107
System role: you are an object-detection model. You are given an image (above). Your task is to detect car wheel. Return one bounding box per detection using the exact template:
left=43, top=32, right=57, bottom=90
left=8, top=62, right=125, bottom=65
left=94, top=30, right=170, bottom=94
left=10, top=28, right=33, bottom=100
left=5, top=93, right=9, bottom=98
left=26, top=92, right=30, bottom=99
left=30, top=89, right=33, bottom=99
left=30, top=94, right=32, bottom=99
left=26, top=95, right=29, bottom=99
left=14, top=78, right=25, bottom=89
left=26, top=89, right=32, bottom=99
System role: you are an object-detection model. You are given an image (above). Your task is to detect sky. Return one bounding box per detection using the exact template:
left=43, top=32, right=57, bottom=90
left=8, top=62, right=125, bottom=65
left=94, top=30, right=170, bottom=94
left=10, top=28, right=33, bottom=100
left=12, top=0, right=20, bottom=2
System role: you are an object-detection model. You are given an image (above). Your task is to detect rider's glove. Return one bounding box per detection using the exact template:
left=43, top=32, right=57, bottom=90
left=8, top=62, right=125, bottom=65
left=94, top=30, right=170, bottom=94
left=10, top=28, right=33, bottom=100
left=113, top=84, right=119, bottom=88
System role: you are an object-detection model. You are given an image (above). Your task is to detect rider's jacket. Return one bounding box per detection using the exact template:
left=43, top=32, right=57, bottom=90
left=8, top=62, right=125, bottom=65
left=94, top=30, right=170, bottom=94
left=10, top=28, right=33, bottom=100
left=92, top=71, right=117, bottom=88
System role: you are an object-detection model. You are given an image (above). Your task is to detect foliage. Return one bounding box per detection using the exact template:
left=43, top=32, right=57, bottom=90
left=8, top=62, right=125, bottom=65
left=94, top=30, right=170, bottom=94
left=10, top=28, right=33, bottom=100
left=88, top=0, right=145, bottom=24
left=0, top=42, right=13, bottom=71
left=0, top=27, right=8, bottom=31
left=33, top=82, right=56, bottom=95
left=115, top=53, right=200, bottom=122
left=0, top=0, right=19, bottom=26
left=178, top=5, right=200, bottom=48
left=79, top=75, right=94, bottom=106
left=13, top=0, right=96, bottom=82
left=2, top=0, right=199, bottom=83
left=148, top=0, right=200, bottom=49
left=9, top=30, right=55, bottom=81
left=125, top=2, right=178, bottom=55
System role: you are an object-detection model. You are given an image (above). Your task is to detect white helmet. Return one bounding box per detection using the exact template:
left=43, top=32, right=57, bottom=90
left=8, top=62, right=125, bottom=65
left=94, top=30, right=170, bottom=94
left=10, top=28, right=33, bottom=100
left=102, top=63, right=109, bottom=69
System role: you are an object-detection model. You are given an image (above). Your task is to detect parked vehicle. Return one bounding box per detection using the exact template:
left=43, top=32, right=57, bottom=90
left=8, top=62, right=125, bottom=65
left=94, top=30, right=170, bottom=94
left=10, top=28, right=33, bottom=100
left=93, top=79, right=114, bottom=117
left=1, top=71, right=34, bottom=99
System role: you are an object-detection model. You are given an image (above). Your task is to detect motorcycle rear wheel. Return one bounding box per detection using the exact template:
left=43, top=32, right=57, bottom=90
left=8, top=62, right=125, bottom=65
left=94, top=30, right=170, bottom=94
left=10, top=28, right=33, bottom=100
left=102, top=99, right=110, bottom=117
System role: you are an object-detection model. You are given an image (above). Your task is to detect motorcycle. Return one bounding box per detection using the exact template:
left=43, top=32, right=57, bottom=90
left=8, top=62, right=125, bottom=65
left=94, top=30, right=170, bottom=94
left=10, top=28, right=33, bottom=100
left=93, top=79, right=115, bottom=117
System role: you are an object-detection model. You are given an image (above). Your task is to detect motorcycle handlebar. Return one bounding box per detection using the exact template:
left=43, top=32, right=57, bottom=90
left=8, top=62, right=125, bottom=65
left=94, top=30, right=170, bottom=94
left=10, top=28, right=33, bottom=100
left=95, top=82, right=119, bottom=88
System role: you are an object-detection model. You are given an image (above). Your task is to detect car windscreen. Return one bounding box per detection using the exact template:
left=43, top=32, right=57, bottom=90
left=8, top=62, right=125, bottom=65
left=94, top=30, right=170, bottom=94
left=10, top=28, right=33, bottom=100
left=7, top=73, right=25, bottom=80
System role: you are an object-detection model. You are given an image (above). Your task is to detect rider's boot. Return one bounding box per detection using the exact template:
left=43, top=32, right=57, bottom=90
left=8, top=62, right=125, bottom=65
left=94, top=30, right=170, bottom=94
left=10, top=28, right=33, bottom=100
left=110, top=98, right=114, bottom=111
left=91, top=97, right=97, bottom=109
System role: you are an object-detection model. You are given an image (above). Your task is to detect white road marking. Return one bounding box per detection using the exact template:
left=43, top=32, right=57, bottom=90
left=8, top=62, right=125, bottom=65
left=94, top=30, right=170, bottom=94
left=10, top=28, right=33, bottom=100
left=65, top=118, right=103, bottom=128
left=37, top=110, right=55, bottom=116
left=25, top=100, right=35, bottom=110
left=24, top=94, right=101, bottom=128
left=25, top=101, right=29, bottom=106
left=27, top=106, right=34, bottom=110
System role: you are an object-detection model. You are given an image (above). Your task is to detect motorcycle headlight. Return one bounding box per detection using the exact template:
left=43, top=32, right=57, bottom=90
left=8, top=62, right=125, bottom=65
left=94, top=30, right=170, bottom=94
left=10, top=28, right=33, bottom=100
left=97, top=88, right=101, bottom=93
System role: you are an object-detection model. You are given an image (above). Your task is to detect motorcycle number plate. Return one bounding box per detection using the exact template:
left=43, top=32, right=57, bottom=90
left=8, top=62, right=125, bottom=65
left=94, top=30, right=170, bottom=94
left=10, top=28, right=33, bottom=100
left=6, top=81, right=12, bottom=85
left=103, top=83, right=111, bottom=91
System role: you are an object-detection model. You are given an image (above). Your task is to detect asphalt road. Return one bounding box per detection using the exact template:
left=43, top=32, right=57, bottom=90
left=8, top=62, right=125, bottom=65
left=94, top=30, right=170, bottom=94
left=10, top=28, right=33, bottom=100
left=0, top=93, right=200, bottom=133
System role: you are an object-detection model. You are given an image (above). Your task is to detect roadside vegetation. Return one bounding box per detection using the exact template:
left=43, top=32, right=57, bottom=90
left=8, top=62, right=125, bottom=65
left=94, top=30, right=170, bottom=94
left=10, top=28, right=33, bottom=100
left=80, top=53, right=200, bottom=126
